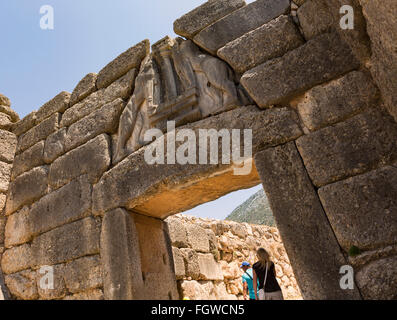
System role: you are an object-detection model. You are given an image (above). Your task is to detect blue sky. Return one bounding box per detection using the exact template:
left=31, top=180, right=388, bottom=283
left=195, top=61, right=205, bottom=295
left=0, top=0, right=261, bottom=220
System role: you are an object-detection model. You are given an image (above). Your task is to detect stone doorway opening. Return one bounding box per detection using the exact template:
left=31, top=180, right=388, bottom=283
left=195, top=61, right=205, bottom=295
left=165, top=184, right=303, bottom=300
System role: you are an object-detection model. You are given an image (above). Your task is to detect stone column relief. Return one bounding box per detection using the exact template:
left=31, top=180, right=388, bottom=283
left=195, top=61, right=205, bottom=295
left=114, top=36, right=243, bottom=164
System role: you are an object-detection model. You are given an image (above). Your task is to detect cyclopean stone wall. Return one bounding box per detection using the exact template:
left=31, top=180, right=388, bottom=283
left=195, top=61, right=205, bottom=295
left=167, top=214, right=302, bottom=300
left=1, top=0, right=397, bottom=300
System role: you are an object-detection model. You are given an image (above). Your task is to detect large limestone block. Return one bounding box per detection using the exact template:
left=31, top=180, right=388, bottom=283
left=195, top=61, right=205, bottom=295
left=197, top=253, right=223, bottom=281
left=11, top=141, right=44, bottom=180
left=179, top=280, right=213, bottom=300
left=194, top=0, right=290, bottom=55
left=218, top=15, right=304, bottom=74
left=0, top=130, right=17, bottom=163
left=96, top=39, right=149, bottom=89
left=355, top=256, right=397, bottom=300
left=173, top=0, right=246, bottom=38
left=133, top=213, right=178, bottom=300
left=48, top=134, right=111, bottom=189
left=1, top=244, right=33, bottom=274
left=318, top=166, right=397, bottom=252
left=70, top=73, right=98, bottom=106
left=241, top=32, right=360, bottom=108
left=172, top=247, right=185, bottom=280
left=186, top=224, right=210, bottom=253
left=359, top=0, right=397, bottom=121
left=0, top=161, right=12, bottom=193
left=295, top=71, right=379, bottom=131
left=100, top=208, right=144, bottom=300
left=254, top=142, right=361, bottom=299
left=0, top=113, right=13, bottom=131
left=4, top=270, right=38, bottom=300
left=5, top=206, right=30, bottom=248
left=65, top=98, right=125, bottom=151
left=5, top=166, right=48, bottom=216
left=61, top=68, right=137, bottom=127
left=36, top=264, right=67, bottom=300
left=35, top=91, right=70, bottom=123
left=31, top=217, right=101, bottom=267
left=63, top=255, right=102, bottom=294
left=92, top=106, right=302, bottom=217
left=43, top=128, right=67, bottom=164
left=296, top=109, right=397, bottom=187
left=180, top=248, right=200, bottom=279
left=297, top=0, right=334, bottom=40
left=0, top=105, right=19, bottom=123
left=167, top=218, right=188, bottom=248
left=28, top=175, right=92, bottom=238
left=17, top=113, right=60, bottom=154
left=12, top=112, right=36, bottom=137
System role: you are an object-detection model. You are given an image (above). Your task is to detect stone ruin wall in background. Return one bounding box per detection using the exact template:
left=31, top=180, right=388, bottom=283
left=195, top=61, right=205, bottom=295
left=167, top=214, right=302, bottom=300
left=0, top=0, right=396, bottom=300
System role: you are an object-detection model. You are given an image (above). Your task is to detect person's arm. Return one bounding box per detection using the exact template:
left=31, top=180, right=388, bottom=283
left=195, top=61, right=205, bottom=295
left=243, top=282, right=248, bottom=300
left=253, top=269, right=258, bottom=300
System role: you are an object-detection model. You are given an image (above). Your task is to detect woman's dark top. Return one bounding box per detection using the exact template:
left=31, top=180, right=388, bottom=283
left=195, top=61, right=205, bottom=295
left=253, top=261, right=281, bottom=293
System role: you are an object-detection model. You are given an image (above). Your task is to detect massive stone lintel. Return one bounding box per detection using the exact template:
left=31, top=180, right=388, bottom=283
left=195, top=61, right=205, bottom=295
left=254, top=142, right=361, bottom=300
left=93, top=106, right=302, bottom=218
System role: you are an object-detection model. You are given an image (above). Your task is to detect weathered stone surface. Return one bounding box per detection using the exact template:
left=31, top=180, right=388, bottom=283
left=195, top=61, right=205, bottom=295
left=0, top=113, right=13, bottom=130
left=0, top=130, right=17, bottom=164
left=0, top=94, right=11, bottom=107
left=43, top=128, right=67, bottom=164
left=173, top=0, right=246, bottom=38
left=295, top=71, right=379, bottom=131
left=180, top=248, right=200, bottom=279
left=35, top=92, right=70, bottom=123
left=360, top=0, right=397, bottom=122
left=5, top=270, right=38, bottom=300
left=92, top=106, right=302, bottom=217
left=61, top=68, right=136, bottom=127
left=297, top=0, right=333, bottom=40
left=17, top=113, right=60, bottom=154
left=133, top=213, right=178, bottom=300
left=296, top=109, right=397, bottom=187
left=12, top=141, right=44, bottom=180
left=63, top=255, right=102, bottom=293
left=172, top=247, right=185, bottom=280
left=186, top=224, right=210, bottom=253
left=100, top=208, right=144, bottom=300
left=197, top=253, right=223, bottom=281
left=194, top=0, right=290, bottom=55
left=254, top=142, right=361, bottom=299
left=0, top=194, right=6, bottom=212
left=241, top=32, right=360, bottom=108
left=36, top=264, right=67, bottom=300
left=28, top=175, right=92, bottom=238
left=12, top=112, right=36, bottom=137
left=65, top=98, right=125, bottom=151
left=1, top=244, right=33, bottom=274
left=5, top=166, right=48, bottom=216
left=31, top=217, right=100, bottom=267
left=48, top=134, right=111, bottom=189
left=0, top=105, right=19, bottom=123
left=96, top=39, right=149, bottom=89
left=356, top=256, right=397, bottom=300
left=179, top=280, right=216, bottom=300
left=218, top=15, right=304, bottom=74
left=167, top=217, right=188, bottom=248
left=63, top=289, right=104, bottom=300
left=70, top=73, right=97, bottom=106
left=5, top=206, right=30, bottom=248
left=0, top=161, right=12, bottom=193
left=319, top=165, right=397, bottom=252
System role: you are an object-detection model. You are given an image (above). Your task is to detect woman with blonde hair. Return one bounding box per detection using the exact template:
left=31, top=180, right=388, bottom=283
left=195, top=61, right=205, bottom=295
left=253, top=248, right=284, bottom=300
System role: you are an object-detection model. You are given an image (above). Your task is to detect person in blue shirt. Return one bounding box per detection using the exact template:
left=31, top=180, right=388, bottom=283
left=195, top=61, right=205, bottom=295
left=240, top=261, right=258, bottom=300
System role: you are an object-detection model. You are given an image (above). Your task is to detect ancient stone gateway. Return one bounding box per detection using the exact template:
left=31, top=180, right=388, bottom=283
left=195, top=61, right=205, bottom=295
left=1, top=0, right=397, bottom=300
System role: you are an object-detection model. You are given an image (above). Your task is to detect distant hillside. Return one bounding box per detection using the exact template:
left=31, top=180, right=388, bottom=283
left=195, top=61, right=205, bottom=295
left=226, top=189, right=275, bottom=226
